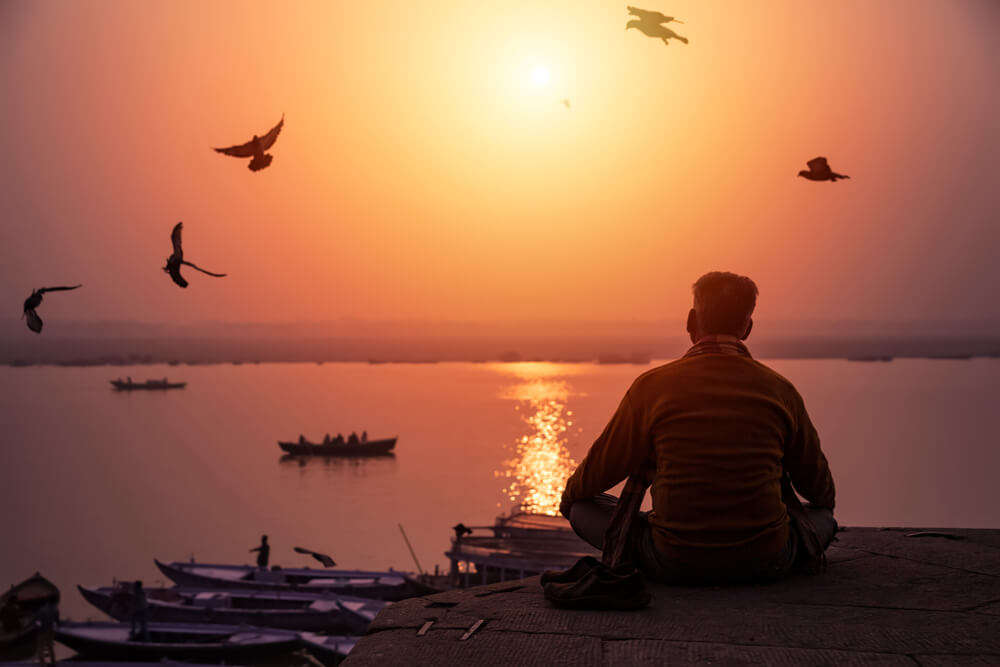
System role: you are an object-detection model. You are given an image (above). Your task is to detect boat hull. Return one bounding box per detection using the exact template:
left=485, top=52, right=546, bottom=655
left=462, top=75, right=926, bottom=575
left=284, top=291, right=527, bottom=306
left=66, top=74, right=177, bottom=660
left=55, top=622, right=300, bottom=662
left=154, top=560, right=427, bottom=602
left=78, top=585, right=380, bottom=633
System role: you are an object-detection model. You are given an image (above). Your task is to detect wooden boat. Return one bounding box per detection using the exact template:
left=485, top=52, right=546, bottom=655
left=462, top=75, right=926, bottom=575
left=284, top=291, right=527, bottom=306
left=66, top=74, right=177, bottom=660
left=278, top=437, right=396, bottom=457
left=154, top=560, right=436, bottom=602
left=298, top=633, right=358, bottom=665
left=79, top=584, right=385, bottom=633
left=55, top=621, right=300, bottom=662
left=0, top=573, right=59, bottom=661
left=110, top=378, right=186, bottom=391
left=445, top=511, right=599, bottom=588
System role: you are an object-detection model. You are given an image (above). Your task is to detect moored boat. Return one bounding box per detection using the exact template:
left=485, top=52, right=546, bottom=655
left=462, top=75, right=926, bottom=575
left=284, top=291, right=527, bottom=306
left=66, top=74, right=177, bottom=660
left=78, top=584, right=385, bottom=633
left=299, top=633, right=358, bottom=665
left=0, top=573, right=60, bottom=660
left=110, top=378, right=186, bottom=391
left=154, top=560, right=435, bottom=601
left=54, top=621, right=300, bottom=662
left=278, top=437, right=396, bottom=457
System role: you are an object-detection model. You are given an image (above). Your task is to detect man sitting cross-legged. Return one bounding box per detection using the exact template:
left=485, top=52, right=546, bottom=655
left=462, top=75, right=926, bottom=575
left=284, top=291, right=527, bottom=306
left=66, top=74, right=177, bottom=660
left=560, top=271, right=836, bottom=583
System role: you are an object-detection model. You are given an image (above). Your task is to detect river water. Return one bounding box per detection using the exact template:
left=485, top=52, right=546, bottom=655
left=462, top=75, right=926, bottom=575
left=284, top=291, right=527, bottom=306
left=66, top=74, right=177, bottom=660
left=1, top=359, right=997, bottom=618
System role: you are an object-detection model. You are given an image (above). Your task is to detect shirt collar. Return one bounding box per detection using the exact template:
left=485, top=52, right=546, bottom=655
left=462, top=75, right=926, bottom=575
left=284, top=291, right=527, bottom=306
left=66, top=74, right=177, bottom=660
left=683, top=334, right=752, bottom=359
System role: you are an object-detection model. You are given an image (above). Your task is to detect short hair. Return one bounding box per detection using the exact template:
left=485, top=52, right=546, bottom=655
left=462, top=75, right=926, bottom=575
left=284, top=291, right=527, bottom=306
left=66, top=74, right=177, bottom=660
left=692, top=272, right=758, bottom=336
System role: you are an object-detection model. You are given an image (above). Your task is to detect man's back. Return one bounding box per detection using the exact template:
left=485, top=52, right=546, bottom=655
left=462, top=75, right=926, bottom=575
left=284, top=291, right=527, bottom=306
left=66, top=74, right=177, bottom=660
left=562, top=348, right=834, bottom=569
left=640, top=354, right=832, bottom=554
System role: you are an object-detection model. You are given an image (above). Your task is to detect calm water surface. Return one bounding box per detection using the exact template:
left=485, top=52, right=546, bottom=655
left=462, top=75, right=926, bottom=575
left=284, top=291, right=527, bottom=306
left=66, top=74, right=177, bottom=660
left=1, top=359, right=997, bottom=618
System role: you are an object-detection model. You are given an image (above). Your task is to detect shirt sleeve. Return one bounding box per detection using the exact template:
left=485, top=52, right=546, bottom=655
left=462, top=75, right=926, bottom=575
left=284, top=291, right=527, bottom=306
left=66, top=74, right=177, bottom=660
left=560, top=388, right=652, bottom=517
left=784, top=391, right=836, bottom=509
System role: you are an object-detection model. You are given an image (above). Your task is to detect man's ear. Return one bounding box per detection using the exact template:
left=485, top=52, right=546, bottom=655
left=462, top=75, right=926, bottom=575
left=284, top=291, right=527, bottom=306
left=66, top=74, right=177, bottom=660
left=741, top=318, right=753, bottom=341
left=686, top=309, right=698, bottom=342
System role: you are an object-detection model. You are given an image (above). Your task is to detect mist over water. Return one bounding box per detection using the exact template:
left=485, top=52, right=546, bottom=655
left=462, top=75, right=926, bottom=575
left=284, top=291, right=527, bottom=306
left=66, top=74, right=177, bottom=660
left=1, top=359, right=997, bottom=619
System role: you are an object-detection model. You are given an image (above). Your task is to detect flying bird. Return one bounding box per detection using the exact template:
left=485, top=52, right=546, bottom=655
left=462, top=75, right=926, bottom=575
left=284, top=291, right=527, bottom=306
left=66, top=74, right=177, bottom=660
left=798, top=157, right=850, bottom=182
left=627, top=6, right=684, bottom=25
left=214, top=115, right=284, bottom=171
left=164, top=222, right=227, bottom=288
left=22, top=284, right=82, bottom=334
left=626, top=6, right=688, bottom=45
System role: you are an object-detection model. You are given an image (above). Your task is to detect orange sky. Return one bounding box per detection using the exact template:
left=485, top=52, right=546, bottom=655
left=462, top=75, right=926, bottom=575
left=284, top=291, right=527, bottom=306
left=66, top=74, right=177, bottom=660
left=1, top=0, right=998, bottom=330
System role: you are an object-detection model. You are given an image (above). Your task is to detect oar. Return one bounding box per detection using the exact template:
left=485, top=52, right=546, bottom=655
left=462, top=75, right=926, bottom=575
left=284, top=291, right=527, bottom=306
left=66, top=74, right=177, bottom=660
left=398, top=524, right=425, bottom=575
left=293, top=546, right=337, bottom=568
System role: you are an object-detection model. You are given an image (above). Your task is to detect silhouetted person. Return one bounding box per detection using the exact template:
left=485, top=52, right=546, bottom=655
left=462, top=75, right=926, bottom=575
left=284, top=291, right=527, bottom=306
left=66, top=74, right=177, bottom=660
left=323, top=433, right=331, bottom=445
left=163, top=222, right=227, bottom=288
left=214, top=116, right=284, bottom=171
left=361, top=430, right=367, bottom=442
left=22, top=284, right=82, bottom=334
left=798, top=157, right=849, bottom=182
left=626, top=6, right=688, bottom=45
left=251, top=535, right=270, bottom=569
left=129, top=581, right=149, bottom=642
left=348, top=432, right=359, bottom=444
left=335, top=433, right=345, bottom=444
left=0, top=592, right=21, bottom=632
left=561, top=272, right=836, bottom=584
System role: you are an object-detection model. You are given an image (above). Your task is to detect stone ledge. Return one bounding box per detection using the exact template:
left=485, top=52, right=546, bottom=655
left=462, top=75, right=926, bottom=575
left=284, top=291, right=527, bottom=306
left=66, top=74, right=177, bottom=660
left=345, top=528, right=1000, bottom=666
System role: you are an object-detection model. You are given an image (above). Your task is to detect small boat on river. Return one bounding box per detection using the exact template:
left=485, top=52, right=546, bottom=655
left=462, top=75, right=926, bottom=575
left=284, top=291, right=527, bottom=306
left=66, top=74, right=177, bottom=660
left=278, top=437, right=396, bottom=457
left=110, top=378, right=186, bottom=391
left=154, top=560, right=435, bottom=601
left=78, top=584, right=385, bottom=633
left=54, top=621, right=300, bottom=662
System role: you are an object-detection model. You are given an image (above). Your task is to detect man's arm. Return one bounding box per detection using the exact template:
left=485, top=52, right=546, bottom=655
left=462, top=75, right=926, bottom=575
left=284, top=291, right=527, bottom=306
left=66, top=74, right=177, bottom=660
left=784, top=391, right=835, bottom=509
left=559, top=389, right=651, bottom=517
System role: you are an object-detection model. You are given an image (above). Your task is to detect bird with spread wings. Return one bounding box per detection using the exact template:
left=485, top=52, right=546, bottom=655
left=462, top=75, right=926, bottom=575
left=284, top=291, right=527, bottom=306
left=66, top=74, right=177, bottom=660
left=22, top=284, right=82, bottom=333
left=214, top=116, right=284, bottom=172
left=164, top=223, right=227, bottom=289
left=626, top=6, right=688, bottom=45
left=798, top=157, right=850, bottom=182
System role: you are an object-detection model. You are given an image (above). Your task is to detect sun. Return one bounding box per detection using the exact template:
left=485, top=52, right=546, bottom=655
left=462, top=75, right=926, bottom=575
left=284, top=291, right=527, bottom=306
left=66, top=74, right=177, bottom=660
left=530, top=65, right=551, bottom=87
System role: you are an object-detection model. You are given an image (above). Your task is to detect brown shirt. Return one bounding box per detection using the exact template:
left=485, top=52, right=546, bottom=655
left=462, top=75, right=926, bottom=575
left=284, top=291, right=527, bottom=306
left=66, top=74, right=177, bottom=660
left=561, top=338, right=835, bottom=566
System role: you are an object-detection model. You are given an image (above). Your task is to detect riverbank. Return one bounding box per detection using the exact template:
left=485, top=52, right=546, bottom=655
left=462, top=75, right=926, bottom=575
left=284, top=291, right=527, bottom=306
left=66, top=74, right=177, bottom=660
left=346, top=527, right=1000, bottom=665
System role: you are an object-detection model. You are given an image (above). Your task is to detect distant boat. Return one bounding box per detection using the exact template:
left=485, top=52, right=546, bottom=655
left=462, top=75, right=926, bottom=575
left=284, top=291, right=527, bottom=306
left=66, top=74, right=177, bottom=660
left=110, top=378, right=187, bottom=391
left=278, top=437, right=397, bottom=457
left=54, top=621, right=300, bottom=662
left=0, top=573, right=60, bottom=660
left=846, top=356, right=894, bottom=362
left=154, top=560, right=434, bottom=601
left=78, top=584, right=384, bottom=633
left=299, top=633, right=358, bottom=665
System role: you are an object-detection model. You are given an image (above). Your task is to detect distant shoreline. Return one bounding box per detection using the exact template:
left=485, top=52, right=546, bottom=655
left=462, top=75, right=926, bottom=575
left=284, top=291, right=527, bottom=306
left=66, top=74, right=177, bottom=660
left=3, top=334, right=998, bottom=368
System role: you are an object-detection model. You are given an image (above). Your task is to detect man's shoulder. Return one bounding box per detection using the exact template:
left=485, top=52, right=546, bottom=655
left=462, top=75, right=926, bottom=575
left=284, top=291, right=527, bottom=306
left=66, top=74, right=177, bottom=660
left=631, top=355, right=803, bottom=399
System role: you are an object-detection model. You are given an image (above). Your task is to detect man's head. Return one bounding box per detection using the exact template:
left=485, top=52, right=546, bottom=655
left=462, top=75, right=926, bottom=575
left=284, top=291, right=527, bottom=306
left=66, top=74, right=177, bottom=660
left=261, top=535, right=268, bottom=543
left=687, top=272, right=758, bottom=342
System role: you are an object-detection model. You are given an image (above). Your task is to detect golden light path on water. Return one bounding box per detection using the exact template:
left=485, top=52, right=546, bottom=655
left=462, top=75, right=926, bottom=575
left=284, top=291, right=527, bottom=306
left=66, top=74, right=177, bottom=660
left=493, top=363, right=582, bottom=516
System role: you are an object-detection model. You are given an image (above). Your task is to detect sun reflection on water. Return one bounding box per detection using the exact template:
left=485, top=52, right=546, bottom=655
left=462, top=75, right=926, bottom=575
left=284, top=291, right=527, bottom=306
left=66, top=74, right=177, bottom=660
left=496, top=368, right=579, bottom=516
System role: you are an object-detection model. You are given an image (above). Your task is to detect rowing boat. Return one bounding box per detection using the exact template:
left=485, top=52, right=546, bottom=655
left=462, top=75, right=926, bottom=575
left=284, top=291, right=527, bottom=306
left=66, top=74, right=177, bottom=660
left=154, top=560, right=435, bottom=601
left=78, top=584, right=385, bottom=633
left=55, top=621, right=300, bottom=662
left=277, top=437, right=396, bottom=457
